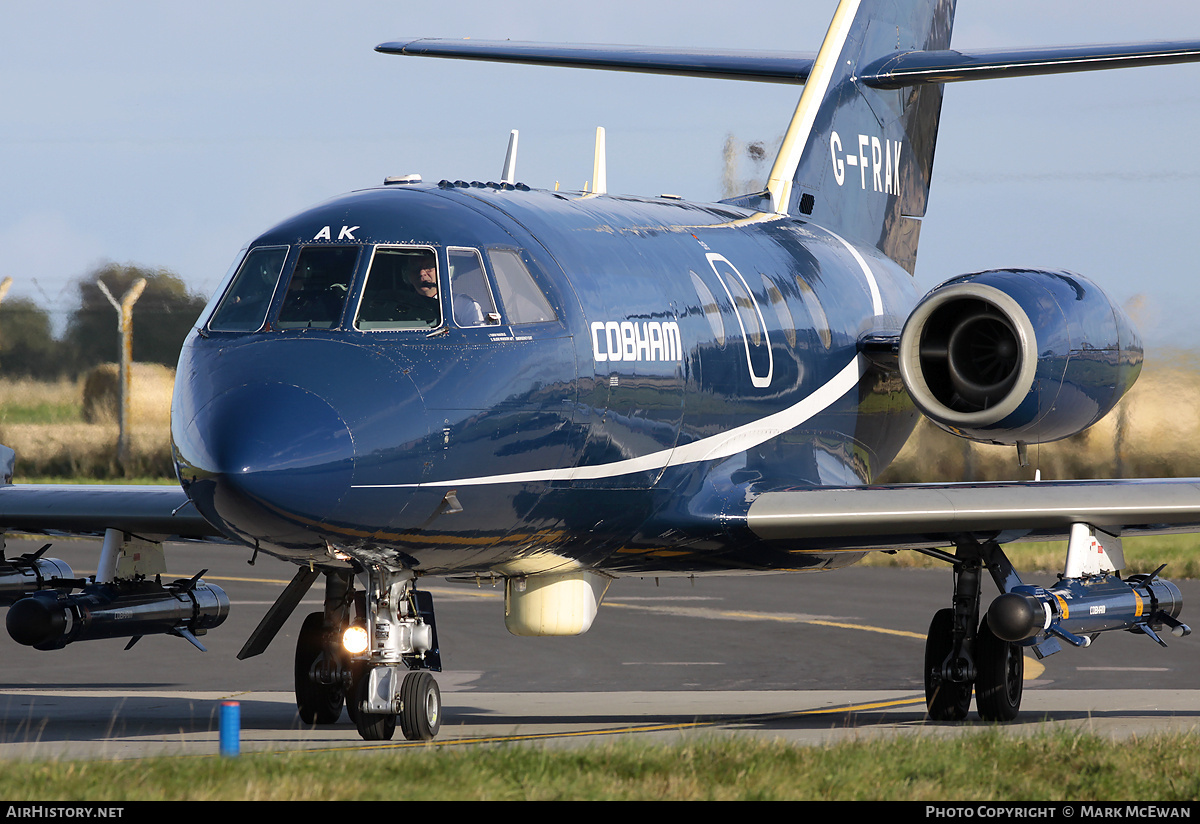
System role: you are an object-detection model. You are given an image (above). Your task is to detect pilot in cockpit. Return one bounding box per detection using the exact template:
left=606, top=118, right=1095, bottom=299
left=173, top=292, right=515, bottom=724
left=395, top=251, right=441, bottom=326
left=401, top=249, right=487, bottom=327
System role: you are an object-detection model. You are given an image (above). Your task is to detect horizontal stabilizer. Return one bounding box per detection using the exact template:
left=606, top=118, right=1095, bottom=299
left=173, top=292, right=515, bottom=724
left=862, top=40, right=1200, bottom=88
left=376, top=38, right=816, bottom=84
left=380, top=38, right=1200, bottom=89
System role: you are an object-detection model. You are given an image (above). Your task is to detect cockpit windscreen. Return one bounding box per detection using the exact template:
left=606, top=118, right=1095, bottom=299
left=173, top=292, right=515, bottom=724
left=355, top=247, right=442, bottom=331
left=277, top=246, right=359, bottom=329
left=208, top=246, right=287, bottom=332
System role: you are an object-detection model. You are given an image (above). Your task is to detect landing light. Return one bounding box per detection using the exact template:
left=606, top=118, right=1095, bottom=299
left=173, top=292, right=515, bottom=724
left=342, top=625, right=369, bottom=654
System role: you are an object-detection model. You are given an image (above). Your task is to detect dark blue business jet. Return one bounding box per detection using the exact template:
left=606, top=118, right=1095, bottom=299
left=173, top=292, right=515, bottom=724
left=4, top=0, right=1200, bottom=741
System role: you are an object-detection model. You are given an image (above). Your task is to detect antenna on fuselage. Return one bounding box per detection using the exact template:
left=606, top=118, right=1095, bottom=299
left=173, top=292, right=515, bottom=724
left=501, top=130, right=519, bottom=184
left=591, top=126, right=607, bottom=194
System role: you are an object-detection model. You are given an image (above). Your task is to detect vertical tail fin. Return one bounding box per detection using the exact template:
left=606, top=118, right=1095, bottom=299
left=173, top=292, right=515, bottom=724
left=765, top=0, right=956, bottom=274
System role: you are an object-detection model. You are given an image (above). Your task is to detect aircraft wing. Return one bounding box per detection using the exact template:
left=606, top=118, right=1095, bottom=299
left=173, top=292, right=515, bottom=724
left=0, top=483, right=219, bottom=540
left=746, top=477, right=1200, bottom=550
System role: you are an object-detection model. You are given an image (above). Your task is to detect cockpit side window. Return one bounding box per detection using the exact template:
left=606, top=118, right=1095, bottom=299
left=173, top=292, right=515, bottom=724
left=208, top=246, right=288, bottom=332
left=277, top=246, right=359, bottom=329
left=447, top=247, right=499, bottom=327
left=355, top=247, right=442, bottom=331
left=487, top=248, right=557, bottom=325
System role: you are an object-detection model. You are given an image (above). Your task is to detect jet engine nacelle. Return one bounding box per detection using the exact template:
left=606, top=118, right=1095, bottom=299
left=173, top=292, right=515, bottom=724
left=898, top=269, right=1142, bottom=445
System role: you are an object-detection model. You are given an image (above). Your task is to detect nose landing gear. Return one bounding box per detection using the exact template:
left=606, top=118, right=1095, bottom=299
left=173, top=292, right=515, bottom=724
left=288, top=564, right=442, bottom=741
left=343, top=565, right=442, bottom=741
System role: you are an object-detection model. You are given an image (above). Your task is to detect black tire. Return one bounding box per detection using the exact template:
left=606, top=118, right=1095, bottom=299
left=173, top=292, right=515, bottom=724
left=925, top=608, right=972, bottom=721
left=975, top=614, right=1024, bottom=722
left=345, top=662, right=363, bottom=725
left=353, top=670, right=397, bottom=741
left=294, top=612, right=345, bottom=725
left=398, top=671, right=442, bottom=741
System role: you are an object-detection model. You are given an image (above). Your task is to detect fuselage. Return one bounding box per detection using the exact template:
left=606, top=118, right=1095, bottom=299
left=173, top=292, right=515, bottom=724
left=172, top=180, right=922, bottom=576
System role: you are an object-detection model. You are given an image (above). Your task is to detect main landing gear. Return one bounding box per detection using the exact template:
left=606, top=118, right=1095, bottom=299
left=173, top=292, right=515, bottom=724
left=921, top=527, right=1190, bottom=723
left=922, top=540, right=1024, bottom=723
left=291, top=565, right=442, bottom=741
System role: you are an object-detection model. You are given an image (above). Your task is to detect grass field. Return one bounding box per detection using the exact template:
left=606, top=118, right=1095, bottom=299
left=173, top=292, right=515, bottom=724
left=881, top=352, right=1200, bottom=483
left=0, top=731, right=1194, bottom=800
left=0, top=370, right=173, bottom=479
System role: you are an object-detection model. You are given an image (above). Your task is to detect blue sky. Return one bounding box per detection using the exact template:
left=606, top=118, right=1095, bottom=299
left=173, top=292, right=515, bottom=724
left=3, top=1, right=1200, bottom=347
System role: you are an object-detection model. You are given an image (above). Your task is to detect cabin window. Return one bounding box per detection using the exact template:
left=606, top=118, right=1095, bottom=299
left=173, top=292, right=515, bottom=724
left=488, top=249, right=557, bottom=324
left=208, top=246, right=288, bottom=332
left=690, top=271, right=725, bottom=347
left=763, top=274, right=796, bottom=348
left=276, top=245, right=359, bottom=329
left=447, top=247, right=499, bottom=327
left=795, top=275, right=832, bottom=349
left=355, top=247, right=442, bottom=331
left=718, top=268, right=762, bottom=345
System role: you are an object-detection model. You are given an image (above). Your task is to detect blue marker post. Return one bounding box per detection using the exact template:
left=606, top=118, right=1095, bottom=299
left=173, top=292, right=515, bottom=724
left=219, top=700, right=241, bottom=757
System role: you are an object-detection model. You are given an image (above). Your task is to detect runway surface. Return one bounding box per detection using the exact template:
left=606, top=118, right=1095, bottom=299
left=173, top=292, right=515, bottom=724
left=0, top=537, right=1197, bottom=759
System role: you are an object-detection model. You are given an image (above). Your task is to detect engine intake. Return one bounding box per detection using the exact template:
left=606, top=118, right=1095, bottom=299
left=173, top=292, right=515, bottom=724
left=898, top=269, right=1142, bottom=444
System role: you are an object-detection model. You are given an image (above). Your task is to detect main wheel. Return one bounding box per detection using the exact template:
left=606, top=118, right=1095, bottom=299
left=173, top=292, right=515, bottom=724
left=398, top=671, right=442, bottom=741
left=925, top=608, right=973, bottom=721
left=975, top=614, right=1024, bottom=722
left=294, top=612, right=345, bottom=724
left=353, top=670, right=397, bottom=741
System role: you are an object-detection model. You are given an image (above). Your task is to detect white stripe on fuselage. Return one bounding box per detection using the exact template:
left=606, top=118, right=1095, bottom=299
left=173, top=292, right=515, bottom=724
left=822, top=226, right=884, bottom=317
left=352, top=355, right=867, bottom=489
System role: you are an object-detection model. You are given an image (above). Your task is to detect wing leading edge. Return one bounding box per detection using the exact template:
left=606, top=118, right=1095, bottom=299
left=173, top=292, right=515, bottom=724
left=0, top=484, right=218, bottom=540
left=746, top=478, right=1200, bottom=550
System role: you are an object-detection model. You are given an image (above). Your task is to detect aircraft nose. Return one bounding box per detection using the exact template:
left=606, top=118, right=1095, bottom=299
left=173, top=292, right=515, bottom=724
left=176, top=382, right=354, bottom=541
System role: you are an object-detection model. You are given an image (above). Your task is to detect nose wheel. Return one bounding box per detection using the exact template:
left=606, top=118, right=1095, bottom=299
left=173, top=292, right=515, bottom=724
left=352, top=673, right=398, bottom=741
left=399, top=671, right=441, bottom=740
left=348, top=668, right=442, bottom=741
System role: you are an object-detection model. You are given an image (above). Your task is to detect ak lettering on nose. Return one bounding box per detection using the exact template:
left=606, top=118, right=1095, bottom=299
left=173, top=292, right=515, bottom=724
left=312, top=225, right=360, bottom=241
